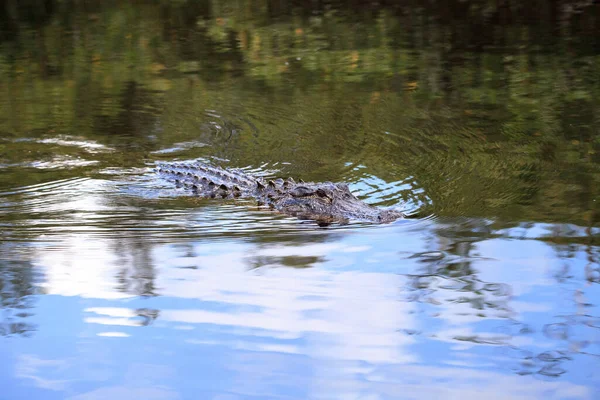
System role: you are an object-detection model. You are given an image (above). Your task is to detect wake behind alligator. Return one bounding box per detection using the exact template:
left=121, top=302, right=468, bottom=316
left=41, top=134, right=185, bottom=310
left=156, top=161, right=405, bottom=225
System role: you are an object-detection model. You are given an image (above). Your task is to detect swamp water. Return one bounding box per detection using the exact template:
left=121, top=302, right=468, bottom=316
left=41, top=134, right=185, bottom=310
left=0, top=1, right=599, bottom=399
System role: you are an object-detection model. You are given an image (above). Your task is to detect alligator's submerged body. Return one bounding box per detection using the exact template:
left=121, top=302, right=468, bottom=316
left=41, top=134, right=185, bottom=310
left=156, top=161, right=404, bottom=225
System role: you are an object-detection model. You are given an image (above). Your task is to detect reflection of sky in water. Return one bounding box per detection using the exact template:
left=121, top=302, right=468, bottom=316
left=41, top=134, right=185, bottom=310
left=2, top=218, right=598, bottom=400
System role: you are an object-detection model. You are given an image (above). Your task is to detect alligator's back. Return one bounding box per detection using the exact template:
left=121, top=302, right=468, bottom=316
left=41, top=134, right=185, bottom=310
left=156, top=161, right=258, bottom=197
left=155, top=161, right=404, bottom=224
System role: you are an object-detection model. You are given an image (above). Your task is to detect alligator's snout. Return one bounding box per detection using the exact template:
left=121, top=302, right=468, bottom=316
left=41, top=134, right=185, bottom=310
left=377, top=209, right=405, bottom=223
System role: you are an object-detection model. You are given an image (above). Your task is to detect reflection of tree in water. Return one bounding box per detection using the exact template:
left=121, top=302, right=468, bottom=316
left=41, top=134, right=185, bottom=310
left=247, top=255, right=323, bottom=270
left=110, top=235, right=161, bottom=326
left=406, top=235, right=513, bottom=319
left=0, top=0, right=598, bottom=225
left=541, top=226, right=600, bottom=377
left=113, top=236, right=158, bottom=298
left=0, top=249, right=39, bottom=337
left=135, top=307, right=160, bottom=326
left=405, top=219, right=599, bottom=379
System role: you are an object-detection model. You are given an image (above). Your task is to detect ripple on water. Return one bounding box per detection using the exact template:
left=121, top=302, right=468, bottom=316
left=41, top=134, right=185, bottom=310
left=0, top=172, right=423, bottom=243
left=8, top=136, right=114, bottom=153
left=141, top=158, right=427, bottom=218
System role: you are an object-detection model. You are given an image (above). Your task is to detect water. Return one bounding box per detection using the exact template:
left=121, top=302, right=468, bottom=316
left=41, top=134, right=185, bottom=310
left=1, top=1, right=599, bottom=399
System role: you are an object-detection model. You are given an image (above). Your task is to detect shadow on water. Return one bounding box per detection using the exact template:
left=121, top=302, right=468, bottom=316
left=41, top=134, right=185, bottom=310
left=0, top=0, right=599, bottom=399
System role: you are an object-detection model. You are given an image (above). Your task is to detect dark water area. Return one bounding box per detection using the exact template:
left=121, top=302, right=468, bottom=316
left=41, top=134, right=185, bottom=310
left=1, top=1, right=599, bottom=398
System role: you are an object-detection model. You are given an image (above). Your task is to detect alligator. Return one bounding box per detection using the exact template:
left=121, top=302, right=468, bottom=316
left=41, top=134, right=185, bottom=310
left=156, top=161, right=404, bottom=225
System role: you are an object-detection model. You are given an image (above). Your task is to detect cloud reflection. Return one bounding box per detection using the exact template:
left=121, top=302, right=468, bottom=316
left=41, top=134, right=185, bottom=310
left=8, top=219, right=597, bottom=399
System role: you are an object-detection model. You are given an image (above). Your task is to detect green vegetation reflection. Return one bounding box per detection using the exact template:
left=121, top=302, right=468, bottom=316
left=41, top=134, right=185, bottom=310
left=0, top=0, right=598, bottom=226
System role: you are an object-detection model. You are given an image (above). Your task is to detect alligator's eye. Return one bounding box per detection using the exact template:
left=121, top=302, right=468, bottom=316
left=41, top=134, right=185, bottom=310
left=290, top=186, right=314, bottom=197
left=315, top=188, right=333, bottom=202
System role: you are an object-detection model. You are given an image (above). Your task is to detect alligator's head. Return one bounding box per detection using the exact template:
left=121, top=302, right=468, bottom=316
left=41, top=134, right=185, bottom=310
left=272, top=182, right=404, bottom=225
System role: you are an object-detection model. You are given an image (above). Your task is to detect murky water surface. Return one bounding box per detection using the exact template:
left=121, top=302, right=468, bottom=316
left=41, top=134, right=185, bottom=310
left=1, top=1, right=599, bottom=399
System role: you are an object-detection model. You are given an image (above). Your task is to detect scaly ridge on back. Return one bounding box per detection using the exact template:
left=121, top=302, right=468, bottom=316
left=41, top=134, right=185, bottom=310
left=157, top=161, right=257, bottom=190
